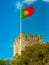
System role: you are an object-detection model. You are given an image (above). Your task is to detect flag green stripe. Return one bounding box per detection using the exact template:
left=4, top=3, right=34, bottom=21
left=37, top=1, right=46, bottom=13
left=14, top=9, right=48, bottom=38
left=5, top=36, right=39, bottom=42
left=21, top=9, right=26, bottom=19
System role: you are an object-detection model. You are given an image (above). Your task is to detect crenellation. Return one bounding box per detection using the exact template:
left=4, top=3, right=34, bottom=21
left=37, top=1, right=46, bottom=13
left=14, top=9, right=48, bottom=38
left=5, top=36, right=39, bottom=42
left=14, top=32, right=43, bottom=56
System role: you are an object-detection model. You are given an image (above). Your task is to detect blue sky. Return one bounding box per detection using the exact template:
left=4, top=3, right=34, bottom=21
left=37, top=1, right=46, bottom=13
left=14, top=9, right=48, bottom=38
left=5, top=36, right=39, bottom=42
left=0, top=0, right=49, bottom=59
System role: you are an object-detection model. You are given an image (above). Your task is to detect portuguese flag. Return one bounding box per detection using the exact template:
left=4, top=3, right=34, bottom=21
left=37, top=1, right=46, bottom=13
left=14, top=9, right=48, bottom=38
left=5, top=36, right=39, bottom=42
left=21, top=6, right=34, bottom=19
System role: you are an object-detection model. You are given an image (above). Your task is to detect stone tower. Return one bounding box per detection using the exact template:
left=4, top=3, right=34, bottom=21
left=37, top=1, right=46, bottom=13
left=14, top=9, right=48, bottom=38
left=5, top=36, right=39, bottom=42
left=14, top=32, right=27, bottom=56
left=14, top=33, right=43, bottom=56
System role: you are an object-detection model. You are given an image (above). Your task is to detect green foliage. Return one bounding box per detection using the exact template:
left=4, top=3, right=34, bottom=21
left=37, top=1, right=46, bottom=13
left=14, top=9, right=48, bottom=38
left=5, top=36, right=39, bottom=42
left=0, top=59, right=6, bottom=65
left=11, top=42, right=49, bottom=65
left=0, top=59, right=11, bottom=65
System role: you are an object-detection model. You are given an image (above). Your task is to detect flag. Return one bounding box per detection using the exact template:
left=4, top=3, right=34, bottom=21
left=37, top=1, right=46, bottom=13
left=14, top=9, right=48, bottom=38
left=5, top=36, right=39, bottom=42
left=21, top=6, right=34, bottom=19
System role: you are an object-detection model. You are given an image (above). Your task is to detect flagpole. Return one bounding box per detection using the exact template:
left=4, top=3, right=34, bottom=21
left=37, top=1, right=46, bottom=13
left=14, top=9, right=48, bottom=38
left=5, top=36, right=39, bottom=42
left=20, top=8, right=22, bottom=34
left=20, top=7, right=22, bottom=55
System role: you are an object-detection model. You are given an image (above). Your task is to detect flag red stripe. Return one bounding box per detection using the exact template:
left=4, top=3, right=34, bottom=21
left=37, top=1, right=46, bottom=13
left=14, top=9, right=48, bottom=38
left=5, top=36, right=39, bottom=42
left=25, top=6, right=34, bottom=17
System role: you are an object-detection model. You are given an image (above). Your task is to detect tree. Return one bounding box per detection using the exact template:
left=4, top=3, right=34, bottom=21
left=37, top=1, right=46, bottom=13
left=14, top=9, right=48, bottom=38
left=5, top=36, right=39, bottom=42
left=0, top=59, right=6, bottom=65
left=11, top=43, right=49, bottom=65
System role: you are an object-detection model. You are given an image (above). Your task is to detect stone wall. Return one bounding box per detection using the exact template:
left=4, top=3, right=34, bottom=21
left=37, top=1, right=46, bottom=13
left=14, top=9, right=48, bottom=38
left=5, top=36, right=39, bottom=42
left=14, top=32, right=43, bottom=56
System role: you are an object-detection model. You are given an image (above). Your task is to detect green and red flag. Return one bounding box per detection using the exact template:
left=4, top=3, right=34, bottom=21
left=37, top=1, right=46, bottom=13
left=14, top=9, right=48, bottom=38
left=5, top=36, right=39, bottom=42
left=21, top=6, right=34, bottom=19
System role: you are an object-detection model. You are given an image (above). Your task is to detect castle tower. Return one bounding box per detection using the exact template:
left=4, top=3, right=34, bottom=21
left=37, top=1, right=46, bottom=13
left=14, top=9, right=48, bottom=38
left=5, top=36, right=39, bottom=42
left=14, top=32, right=27, bottom=56
left=14, top=33, right=43, bottom=56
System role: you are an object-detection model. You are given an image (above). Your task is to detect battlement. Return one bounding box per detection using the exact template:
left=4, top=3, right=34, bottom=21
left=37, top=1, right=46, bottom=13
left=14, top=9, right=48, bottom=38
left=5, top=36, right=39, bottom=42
left=18, top=32, right=43, bottom=41
left=14, top=32, right=43, bottom=56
